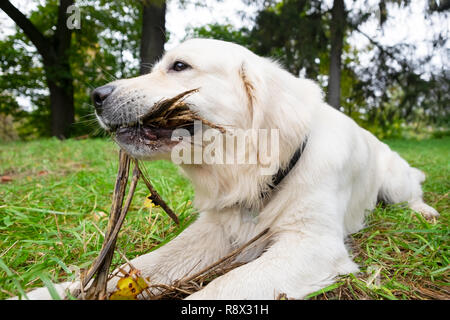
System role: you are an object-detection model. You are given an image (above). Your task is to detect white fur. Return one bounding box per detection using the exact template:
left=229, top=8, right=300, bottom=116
left=15, top=39, right=438, bottom=300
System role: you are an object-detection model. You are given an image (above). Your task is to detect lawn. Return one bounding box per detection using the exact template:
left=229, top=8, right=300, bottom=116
left=0, top=137, right=448, bottom=300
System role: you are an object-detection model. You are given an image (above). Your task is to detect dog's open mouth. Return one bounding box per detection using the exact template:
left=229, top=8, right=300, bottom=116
left=115, top=125, right=191, bottom=147
left=113, top=89, right=225, bottom=150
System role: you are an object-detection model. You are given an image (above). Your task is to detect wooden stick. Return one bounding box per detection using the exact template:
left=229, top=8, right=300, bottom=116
left=178, top=227, right=270, bottom=284
left=73, top=87, right=234, bottom=298
left=86, top=164, right=139, bottom=299
left=142, top=88, right=226, bottom=134
left=80, top=150, right=132, bottom=296
left=148, top=228, right=270, bottom=299
left=74, top=151, right=180, bottom=299
left=134, top=159, right=180, bottom=225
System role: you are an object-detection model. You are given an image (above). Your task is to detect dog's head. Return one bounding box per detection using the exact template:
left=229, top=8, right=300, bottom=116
left=93, top=38, right=321, bottom=209
left=93, top=39, right=265, bottom=160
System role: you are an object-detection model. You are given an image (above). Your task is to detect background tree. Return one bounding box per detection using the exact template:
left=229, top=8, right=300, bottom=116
left=0, top=0, right=142, bottom=138
left=327, top=0, right=346, bottom=109
left=249, top=0, right=328, bottom=78
left=0, top=0, right=75, bottom=138
left=0, top=0, right=448, bottom=140
left=190, top=0, right=449, bottom=138
left=345, top=0, right=449, bottom=136
left=140, top=0, right=167, bottom=75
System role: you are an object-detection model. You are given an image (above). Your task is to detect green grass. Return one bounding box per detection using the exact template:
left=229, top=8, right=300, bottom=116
left=0, top=138, right=196, bottom=299
left=0, top=137, right=448, bottom=300
left=308, top=138, right=450, bottom=300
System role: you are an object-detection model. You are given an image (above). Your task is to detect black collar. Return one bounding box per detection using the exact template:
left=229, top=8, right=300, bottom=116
left=261, top=136, right=308, bottom=199
left=233, top=136, right=308, bottom=212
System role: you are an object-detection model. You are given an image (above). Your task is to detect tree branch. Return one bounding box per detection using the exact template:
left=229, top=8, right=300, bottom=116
left=352, top=25, right=398, bottom=62
left=0, top=0, right=52, bottom=61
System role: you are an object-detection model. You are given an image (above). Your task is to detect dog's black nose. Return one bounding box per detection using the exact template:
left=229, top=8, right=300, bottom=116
left=91, top=85, right=115, bottom=115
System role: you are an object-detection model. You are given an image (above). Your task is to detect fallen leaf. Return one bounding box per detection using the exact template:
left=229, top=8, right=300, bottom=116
left=109, top=271, right=149, bottom=300
left=143, top=194, right=160, bottom=209
left=74, top=134, right=89, bottom=140
left=93, top=211, right=107, bottom=221
left=1, top=175, right=13, bottom=183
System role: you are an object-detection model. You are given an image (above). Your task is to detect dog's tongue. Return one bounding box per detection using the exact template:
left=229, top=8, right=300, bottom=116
left=143, top=127, right=174, bottom=139
left=141, top=127, right=158, bottom=140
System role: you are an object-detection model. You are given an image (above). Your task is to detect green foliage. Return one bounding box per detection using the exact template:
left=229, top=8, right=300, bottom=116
left=189, top=0, right=449, bottom=139
left=68, top=0, right=142, bottom=136
left=190, top=1, right=329, bottom=78
left=0, top=0, right=143, bottom=139
left=187, top=23, right=251, bottom=47
left=0, top=30, right=51, bottom=138
left=1, top=0, right=448, bottom=140
left=249, top=0, right=328, bottom=78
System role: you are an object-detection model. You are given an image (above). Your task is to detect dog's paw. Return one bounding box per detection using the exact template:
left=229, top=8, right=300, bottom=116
left=410, top=201, right=439, bottom=220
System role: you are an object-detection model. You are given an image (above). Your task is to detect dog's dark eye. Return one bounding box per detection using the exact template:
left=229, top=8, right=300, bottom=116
left=171, top=61, right=190, bottom=72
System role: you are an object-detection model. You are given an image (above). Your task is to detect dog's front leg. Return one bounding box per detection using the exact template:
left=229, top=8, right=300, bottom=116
left=106, top=212, right=231, bottom=293
left=186, top=230, right=359, bottom=300
left=14, top=212, right=230, bottom=300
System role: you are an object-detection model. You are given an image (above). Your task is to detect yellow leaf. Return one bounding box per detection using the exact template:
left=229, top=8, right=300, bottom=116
left=136, top=276, right=149, bottom=290
left=109, top=274, right=149, bottom=300
left=143, top=194, right=160, bottom=208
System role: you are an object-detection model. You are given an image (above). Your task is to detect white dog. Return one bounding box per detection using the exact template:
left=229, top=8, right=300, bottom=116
left=20, top=39, right=438, bottom=300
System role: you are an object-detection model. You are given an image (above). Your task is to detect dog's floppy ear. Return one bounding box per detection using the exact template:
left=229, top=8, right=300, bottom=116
left=238, top=61, right=268, bottom=131
left=239, top=58, right=318, bottom=138
left=238, top=57, right=316, bottom=170
left=239, top=60, right=280, bottom=170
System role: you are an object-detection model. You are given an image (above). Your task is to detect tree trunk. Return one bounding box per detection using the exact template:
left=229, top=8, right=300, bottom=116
left=47, top=65, right=74, bottom=138
left=327, top=0, right=345, bottom=109
left=48, top=0, right=75, bottom=138
left=139, top=0, right=166, bottom=75
left=0, top=0, right=75, bottom=139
